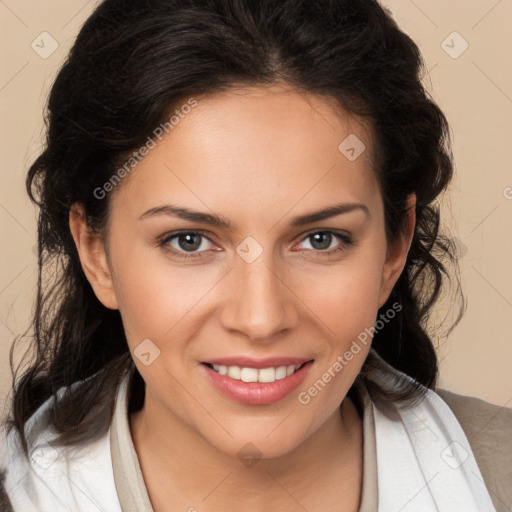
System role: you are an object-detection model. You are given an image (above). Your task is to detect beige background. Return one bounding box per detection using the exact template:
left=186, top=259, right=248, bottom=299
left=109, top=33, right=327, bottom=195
left=0, top=0, right=511, bottom=416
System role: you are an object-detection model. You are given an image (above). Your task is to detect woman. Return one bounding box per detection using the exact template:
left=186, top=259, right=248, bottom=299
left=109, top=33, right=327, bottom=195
left=1, top=0, right=510, bottom=511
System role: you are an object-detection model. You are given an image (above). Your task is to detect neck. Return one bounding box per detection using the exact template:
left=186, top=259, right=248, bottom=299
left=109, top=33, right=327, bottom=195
left=130, top=390, right=363, bottom=512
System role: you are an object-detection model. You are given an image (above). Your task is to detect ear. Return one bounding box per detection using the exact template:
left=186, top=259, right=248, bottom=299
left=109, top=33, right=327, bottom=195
left=69, top=204, right=119, bottom=310
left=378, top=193, right=416, bottom=308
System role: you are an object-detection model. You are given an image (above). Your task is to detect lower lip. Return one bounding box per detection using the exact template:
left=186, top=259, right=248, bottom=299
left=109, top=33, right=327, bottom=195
left=201, top=361, right=314, bottom=405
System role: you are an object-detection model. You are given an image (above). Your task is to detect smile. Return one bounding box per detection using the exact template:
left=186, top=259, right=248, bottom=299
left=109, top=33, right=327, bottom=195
left=200, top=359, right=314, bottom=405
left=206, top=363, right=304, bottom=383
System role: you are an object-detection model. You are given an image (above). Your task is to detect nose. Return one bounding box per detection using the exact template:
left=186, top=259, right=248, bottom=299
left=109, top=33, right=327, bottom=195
left=219, top=252, right=298, bottom=342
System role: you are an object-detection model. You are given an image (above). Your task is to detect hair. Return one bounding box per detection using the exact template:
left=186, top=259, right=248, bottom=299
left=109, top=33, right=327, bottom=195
left=0, top=469, right=14, bottom=512
left=4, top=0, right=464, bottom=456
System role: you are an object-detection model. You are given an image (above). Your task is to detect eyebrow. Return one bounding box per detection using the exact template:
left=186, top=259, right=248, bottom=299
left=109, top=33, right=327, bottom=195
left=139, top=202, right=370, bottom=228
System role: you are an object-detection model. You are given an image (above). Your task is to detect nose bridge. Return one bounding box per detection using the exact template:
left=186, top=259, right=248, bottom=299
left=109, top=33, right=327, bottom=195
left=220, top=250, right=296, bottom=341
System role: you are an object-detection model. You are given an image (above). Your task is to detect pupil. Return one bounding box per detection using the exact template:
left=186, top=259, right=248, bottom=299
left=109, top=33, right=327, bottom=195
left=311, top=232, right=331, bottom=250
left=179, top=233, right=201, bottom=251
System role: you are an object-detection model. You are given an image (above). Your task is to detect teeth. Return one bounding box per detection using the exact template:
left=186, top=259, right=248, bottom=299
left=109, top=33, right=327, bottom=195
left=211, top=364, right=301, bottom=383
left=258, top=367, right=276, bottom=383
left=276, top=366, right=287, bottom=380
left=240, top=368, right=258, bottom=382
left=227, top=366, right=241, bottom=379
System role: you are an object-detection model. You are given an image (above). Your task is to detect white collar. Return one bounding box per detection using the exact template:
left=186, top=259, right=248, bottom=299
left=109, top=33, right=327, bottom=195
left=109, top=366, right=379, bottom=511
left=110, top=352, right=497, bottom=511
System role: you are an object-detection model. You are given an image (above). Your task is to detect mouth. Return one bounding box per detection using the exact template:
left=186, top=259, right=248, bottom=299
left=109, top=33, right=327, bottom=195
left=200, top=358, right=315, bottom=405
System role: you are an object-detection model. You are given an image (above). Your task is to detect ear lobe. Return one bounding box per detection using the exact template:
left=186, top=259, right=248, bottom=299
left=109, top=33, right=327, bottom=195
left=378, top=193, right=416, bottom=309
left=69, top=204, right=119, bottom=310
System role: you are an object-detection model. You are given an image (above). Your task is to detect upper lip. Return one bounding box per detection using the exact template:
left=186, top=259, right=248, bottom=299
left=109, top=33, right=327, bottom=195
left=202, top=356, right=313, bottom=369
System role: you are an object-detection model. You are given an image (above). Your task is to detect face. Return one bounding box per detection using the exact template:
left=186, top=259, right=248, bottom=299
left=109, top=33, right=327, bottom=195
left=72, top=83, right=414, bottom=461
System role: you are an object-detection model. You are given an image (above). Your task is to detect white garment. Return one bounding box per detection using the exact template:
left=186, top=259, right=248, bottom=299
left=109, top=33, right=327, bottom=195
left=371, top=360, right=497, bottom=512
left=0, top=358, right=498, bottom=512
left=1, top=382, right=121, bottom=512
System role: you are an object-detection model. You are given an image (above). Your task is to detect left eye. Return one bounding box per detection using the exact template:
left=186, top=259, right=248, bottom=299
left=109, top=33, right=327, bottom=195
left=296, top=231, right=348, bottom=251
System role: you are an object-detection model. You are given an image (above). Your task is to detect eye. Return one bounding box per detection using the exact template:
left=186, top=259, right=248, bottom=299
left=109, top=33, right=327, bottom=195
left=294, top=230, right=353, bottom=255
left=160, top=231, right=215, bottom=256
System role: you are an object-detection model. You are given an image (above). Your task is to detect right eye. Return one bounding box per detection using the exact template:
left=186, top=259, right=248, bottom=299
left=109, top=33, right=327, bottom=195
left=159, top=231, right=218, bottom=260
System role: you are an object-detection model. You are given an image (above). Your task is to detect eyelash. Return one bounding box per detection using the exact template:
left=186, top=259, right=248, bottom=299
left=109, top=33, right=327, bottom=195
left=158, top=230, right=354, bottom=261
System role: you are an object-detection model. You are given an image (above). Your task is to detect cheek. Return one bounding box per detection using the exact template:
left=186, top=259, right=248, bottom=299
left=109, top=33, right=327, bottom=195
left=294, top=264, right=383, bottom=410
left=110, top=244, right=224, bottom=345
left=295, top=256, right=385, bottom=339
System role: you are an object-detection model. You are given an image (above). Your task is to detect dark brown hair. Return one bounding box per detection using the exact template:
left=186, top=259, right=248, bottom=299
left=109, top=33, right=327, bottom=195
left=5, top=0, right=463, bottom=456
left=0, top=469, right=14, bottom=512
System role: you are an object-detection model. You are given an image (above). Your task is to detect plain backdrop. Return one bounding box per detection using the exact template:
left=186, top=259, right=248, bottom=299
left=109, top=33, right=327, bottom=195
left=0, top=0, right=511, bottom=417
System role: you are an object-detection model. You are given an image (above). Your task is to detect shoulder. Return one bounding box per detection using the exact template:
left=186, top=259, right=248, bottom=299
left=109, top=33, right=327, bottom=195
left=435, top=388, right=512, bottom=450
left=0, top=386, right=121, bottom=512
left=436, top=388, right=512, bottom=512
left=436, top=388, right=512, bottom=429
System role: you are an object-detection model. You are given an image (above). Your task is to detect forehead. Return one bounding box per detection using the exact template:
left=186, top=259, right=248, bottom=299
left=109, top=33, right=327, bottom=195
left=169, top=83, right=375, bottom=169
left=109, top=84, right=381, bottom=225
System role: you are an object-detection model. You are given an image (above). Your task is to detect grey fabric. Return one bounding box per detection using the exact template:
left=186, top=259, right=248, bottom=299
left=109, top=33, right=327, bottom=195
left=355, top=382, right=379, bottom=511
left=110, top=369, right=154, bottom=512
left=436, top=388, right=512, bottom=512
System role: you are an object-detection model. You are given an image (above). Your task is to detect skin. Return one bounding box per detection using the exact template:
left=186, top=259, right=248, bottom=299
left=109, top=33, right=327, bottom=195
left=70, top=83, right=416, bottom=511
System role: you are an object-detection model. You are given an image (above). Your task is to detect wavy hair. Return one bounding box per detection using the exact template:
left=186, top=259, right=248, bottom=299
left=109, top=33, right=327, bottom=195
left=5, top=0, right=464, bottom=456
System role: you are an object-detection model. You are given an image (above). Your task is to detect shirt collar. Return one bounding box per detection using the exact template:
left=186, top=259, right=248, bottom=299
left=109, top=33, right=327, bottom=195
left=110, top=367, right=378, bottom=511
